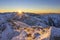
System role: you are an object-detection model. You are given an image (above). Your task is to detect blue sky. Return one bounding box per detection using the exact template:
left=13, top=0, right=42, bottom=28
left=0, top=0, right=60, bottom=13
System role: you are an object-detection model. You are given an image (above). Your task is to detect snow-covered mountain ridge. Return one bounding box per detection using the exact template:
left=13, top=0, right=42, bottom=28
left=0, top=12, right=60, bottom=40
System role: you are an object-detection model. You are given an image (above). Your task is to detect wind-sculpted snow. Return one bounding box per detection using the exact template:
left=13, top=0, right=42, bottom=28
left=0, top=12, right=60, bottom=40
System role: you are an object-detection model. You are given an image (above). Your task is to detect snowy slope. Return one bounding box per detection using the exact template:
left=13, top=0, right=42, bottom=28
left=0, top=12, right=60, bottom=40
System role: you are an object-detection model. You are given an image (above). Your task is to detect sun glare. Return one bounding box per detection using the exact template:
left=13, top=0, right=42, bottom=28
left=18, top=11, right=22, bottom=13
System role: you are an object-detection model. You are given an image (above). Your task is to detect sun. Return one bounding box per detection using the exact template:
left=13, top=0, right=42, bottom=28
left=18, top=11, right=22, bottom=13
left=17, top=10, right=24, bottom=15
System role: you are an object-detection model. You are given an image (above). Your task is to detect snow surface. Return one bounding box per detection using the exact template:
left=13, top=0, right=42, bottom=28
left=0, top=12, right=60, bottom=40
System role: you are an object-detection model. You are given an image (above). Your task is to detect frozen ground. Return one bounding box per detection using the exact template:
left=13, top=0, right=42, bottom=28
left=0, top=12, right=60, bottom=40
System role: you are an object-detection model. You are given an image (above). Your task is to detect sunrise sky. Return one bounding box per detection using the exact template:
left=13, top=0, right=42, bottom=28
left=0, top=0, right=60, bottom=13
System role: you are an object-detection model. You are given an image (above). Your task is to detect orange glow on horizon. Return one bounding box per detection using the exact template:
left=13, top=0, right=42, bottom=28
left=0, top=9, right=60, bottom=13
